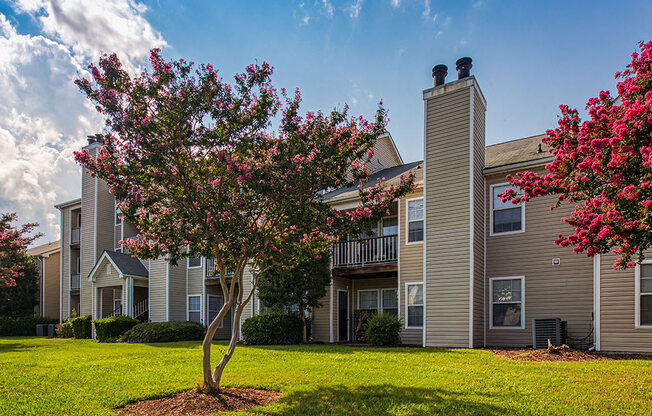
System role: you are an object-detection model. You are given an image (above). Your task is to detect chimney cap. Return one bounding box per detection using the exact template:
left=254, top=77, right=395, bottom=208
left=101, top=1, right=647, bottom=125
left=432, top=64, right=448, bottom=87
left=455, top=57, right=472, bottom=79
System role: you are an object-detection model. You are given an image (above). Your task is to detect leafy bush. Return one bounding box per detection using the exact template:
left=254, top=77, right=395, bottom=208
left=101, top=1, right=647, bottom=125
left=55, top=322, right=73, bottom=338
left=0, top=315, right=58, bottom=336
left=366, top=313, right=401, bottom=347
left=241, top=312, right=303, bottom=345
left=71, top=315, right=92, bottom=339
left=120, top=321, right=205, bottom=343
left=92, top=315, right=138, bottom=342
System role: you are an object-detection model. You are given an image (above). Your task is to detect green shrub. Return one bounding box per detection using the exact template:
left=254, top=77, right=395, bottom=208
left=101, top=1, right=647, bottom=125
left=366, top=313, right=401, bottom=347
left=0, top=315, right=58, bottom=336
left=71, top=315, right=92, bottom=339
left=241, top=312, right=303, bottom=345
left=55, top=322, right=73, bottom=338
left=120, top=321, right=205, bottom=343
left=92, top=315, right=138, bottom=342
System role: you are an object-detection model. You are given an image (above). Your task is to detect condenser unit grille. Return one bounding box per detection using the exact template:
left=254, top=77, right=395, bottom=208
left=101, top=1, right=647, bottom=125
left=532, top=318, right=564, bottom=348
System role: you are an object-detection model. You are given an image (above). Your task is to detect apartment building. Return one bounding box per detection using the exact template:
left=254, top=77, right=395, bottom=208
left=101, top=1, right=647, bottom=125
left=26, top=240, right=61, bottom=319
left=56, top=58, right=652, bottom=352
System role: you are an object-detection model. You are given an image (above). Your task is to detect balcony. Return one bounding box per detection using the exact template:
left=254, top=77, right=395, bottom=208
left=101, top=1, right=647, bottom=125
left=205, top=258, right=234, bottom=284
left=332, top=235, right=398, bottom=278
left=71, top=227, right=80, bottom=245
left=71, top=273, right=80, bottom=291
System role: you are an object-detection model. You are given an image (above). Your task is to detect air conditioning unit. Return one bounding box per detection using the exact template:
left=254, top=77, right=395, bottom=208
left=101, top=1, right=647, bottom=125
left=532, top=318, right=567, bottom=348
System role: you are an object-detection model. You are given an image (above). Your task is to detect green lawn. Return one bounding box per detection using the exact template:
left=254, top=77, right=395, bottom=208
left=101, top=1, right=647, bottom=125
left=0, top=338, right=650, bottom=416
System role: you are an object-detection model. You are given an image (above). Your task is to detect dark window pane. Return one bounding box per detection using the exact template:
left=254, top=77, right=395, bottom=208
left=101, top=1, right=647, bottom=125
left=384, top=308, right=398, bottom=317
left=407, top=305, right=423, bottom=327
left=189, top=257, right=201, bottom=268
left=493, top=207, right=522, bottom=233
left=382, top=289, right=398, bottom=309
left=408, top=221, right=424, bottom=242
left=492, top=303, right=521, bottom=327
left=641, top=295, right=652, bottom=325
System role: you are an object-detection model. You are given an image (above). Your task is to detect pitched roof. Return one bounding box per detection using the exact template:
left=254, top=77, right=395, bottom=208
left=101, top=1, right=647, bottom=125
left=103, top=250, right=149, bottom=278
left=27, top=240, right=60, bottom=257
left=322, top=160, right=423, bottom=202
left=485, top=134, right=551, bottom=170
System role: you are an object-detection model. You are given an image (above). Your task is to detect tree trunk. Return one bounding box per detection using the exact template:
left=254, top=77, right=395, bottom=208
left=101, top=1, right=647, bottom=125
left=211, top=302, right=245, bottom=387
left=299, top=306, right=307, bottom=342
left=202, top=298, right=233, bottom=392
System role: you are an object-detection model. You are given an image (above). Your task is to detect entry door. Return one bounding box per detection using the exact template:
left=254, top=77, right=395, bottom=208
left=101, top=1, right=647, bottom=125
left=338, top=291, right=349, bottom=342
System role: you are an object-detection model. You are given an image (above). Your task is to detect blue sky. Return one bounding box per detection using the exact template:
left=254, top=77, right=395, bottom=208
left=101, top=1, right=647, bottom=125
left=0, top=0, right=651, bottom=242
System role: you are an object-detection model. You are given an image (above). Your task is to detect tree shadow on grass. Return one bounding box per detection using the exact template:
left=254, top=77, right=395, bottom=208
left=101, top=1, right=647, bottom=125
left=256, top=384, right=508, bottom=416
left=243, top=344, right=474, bottom=356
left=0, top=342, right=39, bottom=353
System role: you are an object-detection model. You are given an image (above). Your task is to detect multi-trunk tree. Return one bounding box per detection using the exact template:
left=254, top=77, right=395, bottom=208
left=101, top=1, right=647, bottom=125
left=501, top=41, right=652, bottom=269
left=75, top=50, right=414, bottom=392
left=0, top=213, right=41, bottom=289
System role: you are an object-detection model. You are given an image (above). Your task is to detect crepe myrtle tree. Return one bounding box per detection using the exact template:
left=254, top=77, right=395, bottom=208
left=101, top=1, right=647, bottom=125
left=74, top=49, right=415, bottom=391
left=501, top=41, right=652, bottom=269
left=0, top=213, right=42, bottom=288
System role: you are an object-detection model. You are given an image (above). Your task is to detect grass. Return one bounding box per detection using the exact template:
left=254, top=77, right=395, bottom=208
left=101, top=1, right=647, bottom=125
left=0, top=338, right=650, bottom=415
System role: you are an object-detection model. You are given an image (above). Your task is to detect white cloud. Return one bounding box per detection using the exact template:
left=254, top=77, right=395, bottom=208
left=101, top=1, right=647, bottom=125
left=0, top=2, right=165, bottom=242
left=422, top=0, right=431, bottom=19
left=346, top=0, right=364, bottom=19
left=12, top=0, right=166, bottom=71
left=390, top=0, right=401, bottom=7
left=322, top=0, right=334, bottom=17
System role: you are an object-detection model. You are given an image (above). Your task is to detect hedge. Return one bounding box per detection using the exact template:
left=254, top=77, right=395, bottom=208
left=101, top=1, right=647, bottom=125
left=0, top=316, right=58, bottom=336
left=366, top=312, right=402, bottom=347
left=55, top=322, right=73, bottom=338
left=71, top=315, right=92, bottom=339
left=120, top=321, right=205, bottom=343
left=92, top=315, right=138, bottom=342
left=241, top=312, right=303, bottom=345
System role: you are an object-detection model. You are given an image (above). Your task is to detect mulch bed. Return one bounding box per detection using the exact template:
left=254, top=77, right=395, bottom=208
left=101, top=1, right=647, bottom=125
left=116, top=388, right=282, bottom=416
left=487, top=348, right=652, bottom=362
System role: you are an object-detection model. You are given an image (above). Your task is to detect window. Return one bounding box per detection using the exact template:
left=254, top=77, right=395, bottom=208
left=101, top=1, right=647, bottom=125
left=381, top=289, right=398, bottom=317
left=358, top=290, right=379, bottom=312
left=638, top=264, right=652, bottom=326
left=407, top=199, right=424, bottom=243
left=406, top=283, right=423, bottom=328
left=490, top=277, right=524, bottom=328
left=491, top=184, right=523, bottom=234
left=382, top=217, right=398, bottom=236
left=113, top=299, right=122, bottom=312
left=115, top=206, right=122, bottom=225
left=188, top=257, right=202, bottom=268
left=188, top=295, right=201, bottom=324
left=207, top=295, right=224, bottom=328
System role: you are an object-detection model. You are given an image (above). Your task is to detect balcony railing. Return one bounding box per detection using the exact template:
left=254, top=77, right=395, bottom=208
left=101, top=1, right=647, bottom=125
left=332, top=234, right=398, bottom=268
left=205, top=258, right=234, bottom=278
left=71, top=227, right=80, bottom=245
left=70, top=273, right=80, bottom=290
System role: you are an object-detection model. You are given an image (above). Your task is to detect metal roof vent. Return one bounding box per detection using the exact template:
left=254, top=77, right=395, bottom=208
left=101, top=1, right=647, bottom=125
left=532, top=318, right=566, bottom=348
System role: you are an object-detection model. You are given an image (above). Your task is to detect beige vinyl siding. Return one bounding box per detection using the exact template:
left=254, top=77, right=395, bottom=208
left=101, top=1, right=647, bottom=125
left=42, top=251, right=60, bottom=319
left=113, top=224, right=121, bottom=249
left=80, top=155, right=95, bottom=317
left=94, top=260, right=124, bottom=317
left=399, top=188, right=424, bottom=345
left=123, top=221, right=139, bottom=240
left=168, top=264, right=186, bottom=321
left=485, top=172, right=594, bottom=347
left=100, top=288, right=122, bottom=317
left=240, top=266, right=254, bottom=325
left=311, top=281, right=331, bottom=342
left=187, top=259, right=204, bottom=303
left=472, top=90, right=486, bottom=347
left=368, top=135, right=402, bottom=173
left=148, top=258, right=168, bottom=322
left=423, top=84, right=472, bottom=347
left=61, top=206, right=71, bottom=319
left=599, top=253, right=652, bottom=352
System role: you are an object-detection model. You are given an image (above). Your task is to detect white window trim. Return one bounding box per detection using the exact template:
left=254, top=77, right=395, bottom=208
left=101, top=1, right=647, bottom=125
left=357, top=289, right=379, bottom=311
left=635, top=262, right=652, bottom=328
left=207, top=294, right=224, bottom=329
left=381, top=288, right=398, bottom=315
left=405, top=282, right=424, bottom=329
left=187, top=256, right=203, bottom=269
left=405, top=197, right=424, bottom=245
left=489, top=183, right=525, bottom=236
left=187, top=294, right=202, bottom=324
left=114, top=246, right=123, bottom=253
left=489, top=276, right=525, bottom=330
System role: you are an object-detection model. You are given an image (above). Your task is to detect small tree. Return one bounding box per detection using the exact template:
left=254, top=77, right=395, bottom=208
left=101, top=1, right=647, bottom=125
left=0, top=213, right=42, bottom=289
left=75, top=50, right=414, bottom=391
left=501, top=41, right=652, bottom=269
left=257, top=252, right=331, bottom=341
